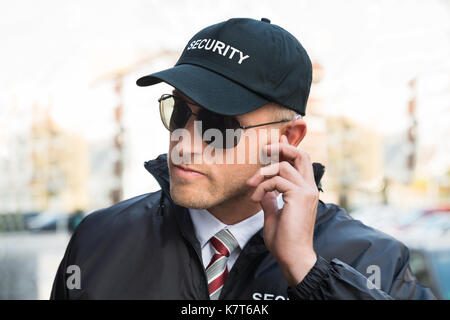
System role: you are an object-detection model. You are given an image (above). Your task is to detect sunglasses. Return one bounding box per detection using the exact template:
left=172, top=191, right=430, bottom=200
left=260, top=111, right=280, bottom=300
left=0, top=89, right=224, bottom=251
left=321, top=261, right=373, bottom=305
left=158, top=93, right=300, bottom=149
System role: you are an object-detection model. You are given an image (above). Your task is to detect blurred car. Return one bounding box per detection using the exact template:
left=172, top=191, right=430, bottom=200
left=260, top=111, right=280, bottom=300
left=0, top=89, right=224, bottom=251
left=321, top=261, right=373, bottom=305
left=350, top=205, right=450, bottom=299
left=21, top=211, right=40, bottom=224
left=351, top=206, right=450, bottom=239
left=409, top=245, right=450, bottom=300
left=26, top=211, right=69, bottom=232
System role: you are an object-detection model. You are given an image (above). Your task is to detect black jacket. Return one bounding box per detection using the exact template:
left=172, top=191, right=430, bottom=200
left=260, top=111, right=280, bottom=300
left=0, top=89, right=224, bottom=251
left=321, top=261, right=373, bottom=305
left=50, top=153, right=436, bottom=300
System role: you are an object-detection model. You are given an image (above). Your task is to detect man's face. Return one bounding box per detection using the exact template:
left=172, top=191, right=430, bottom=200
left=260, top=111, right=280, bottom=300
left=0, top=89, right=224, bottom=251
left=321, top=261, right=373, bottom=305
left=167, top=91, right=283, bottom=210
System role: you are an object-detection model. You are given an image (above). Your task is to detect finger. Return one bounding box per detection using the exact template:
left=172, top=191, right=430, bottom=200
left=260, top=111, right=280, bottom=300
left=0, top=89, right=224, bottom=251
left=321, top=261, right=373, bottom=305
left=265, top=142, right=315, bottom=183
left=264, top=142, right=301, bottom=170
left=260, top=191, right=279, bottom=222
left=247, top=161, right=304, bottom=187
left=251, top=176, right=296, bottom=202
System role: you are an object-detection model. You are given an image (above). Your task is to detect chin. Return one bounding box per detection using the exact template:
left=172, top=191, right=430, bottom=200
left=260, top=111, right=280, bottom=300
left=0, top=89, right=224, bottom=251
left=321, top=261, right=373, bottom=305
left=170, top=185, right=218, bottom=209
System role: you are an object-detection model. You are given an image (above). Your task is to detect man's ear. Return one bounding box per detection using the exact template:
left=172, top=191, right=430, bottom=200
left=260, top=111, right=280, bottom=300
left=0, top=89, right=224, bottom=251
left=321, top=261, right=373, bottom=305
left=281, top=118, right=307, bottom=147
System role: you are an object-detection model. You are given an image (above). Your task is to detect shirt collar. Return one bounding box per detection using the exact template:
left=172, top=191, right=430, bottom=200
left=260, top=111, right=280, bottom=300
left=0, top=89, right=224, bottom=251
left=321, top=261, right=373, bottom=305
left=189, top=207, right=264, bottom=250
left=188, top=194, right=283, bottom=250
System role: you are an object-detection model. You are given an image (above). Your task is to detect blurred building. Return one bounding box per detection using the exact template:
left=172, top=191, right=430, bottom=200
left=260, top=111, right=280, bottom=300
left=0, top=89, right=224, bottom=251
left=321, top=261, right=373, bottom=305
left=326, top=116, right=384, bottom=210
left=301, top=62, right=328, bottom=165
left=0, top=99, right=34, bottom=213
left=301, top=63, right=385, bottom=210
left=0, top=102, right=89, bottom=214
left=29, top=104, right=89, bottom=213
left=89, top=49, right=179, bottom=209
left=87, top=138, right=119, bottom=211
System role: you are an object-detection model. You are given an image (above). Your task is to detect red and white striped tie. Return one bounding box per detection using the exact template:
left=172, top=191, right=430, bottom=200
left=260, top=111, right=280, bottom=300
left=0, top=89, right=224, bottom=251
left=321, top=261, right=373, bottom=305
left=206, top=228, right=239, bottom=300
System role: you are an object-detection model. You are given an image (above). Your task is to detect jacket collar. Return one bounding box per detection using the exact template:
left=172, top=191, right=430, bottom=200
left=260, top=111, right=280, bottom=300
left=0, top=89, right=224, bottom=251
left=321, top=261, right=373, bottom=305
left=144, top=153, right=172, bottom=201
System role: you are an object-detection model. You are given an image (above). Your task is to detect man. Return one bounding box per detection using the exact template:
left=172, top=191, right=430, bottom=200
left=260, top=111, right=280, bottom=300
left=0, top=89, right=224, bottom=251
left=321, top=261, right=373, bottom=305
left=51, top=17, right=435, bottom=300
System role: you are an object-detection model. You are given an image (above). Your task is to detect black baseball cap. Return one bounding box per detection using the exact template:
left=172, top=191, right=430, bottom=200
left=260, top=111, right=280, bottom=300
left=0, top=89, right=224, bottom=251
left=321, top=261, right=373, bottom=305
left=136, top=17, right=312, bottom=116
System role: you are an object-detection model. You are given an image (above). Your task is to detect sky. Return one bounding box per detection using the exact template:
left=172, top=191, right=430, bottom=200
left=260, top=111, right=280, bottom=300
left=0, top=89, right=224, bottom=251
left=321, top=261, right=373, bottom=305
left=0, top=0, right=449, bottom=196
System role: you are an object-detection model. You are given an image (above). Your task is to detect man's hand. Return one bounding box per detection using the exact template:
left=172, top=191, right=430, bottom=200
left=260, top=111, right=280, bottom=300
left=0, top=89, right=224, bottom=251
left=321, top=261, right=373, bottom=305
left=246, top=135, right=319, bottom=287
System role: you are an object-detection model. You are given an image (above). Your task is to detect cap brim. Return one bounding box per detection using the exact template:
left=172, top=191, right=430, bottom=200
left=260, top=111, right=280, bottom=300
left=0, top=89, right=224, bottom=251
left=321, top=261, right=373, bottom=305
left=136, top=64, right=269, bottom=116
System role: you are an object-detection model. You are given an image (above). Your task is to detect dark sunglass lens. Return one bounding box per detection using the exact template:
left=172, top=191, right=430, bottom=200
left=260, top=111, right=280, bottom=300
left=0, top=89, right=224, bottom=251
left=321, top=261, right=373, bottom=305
left=222, top=116, right=242, bottom=148
left=169, top=96, right=191, bottom=131
left=197, top=110, right=242, bottom=149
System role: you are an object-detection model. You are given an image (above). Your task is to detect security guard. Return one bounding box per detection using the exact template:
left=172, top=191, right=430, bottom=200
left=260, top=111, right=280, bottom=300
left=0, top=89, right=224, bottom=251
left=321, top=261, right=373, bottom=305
left=51, top=17, right=435, bottom=300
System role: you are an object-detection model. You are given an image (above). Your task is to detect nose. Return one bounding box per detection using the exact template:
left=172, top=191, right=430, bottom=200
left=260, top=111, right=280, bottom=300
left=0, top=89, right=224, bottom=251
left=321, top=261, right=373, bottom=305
left=171, top=114, right=204, bottom=162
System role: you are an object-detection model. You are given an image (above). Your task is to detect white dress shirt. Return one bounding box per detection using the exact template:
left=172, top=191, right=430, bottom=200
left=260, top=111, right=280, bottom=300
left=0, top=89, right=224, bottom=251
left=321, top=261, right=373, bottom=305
left=189, top=194, right=285, bottom=271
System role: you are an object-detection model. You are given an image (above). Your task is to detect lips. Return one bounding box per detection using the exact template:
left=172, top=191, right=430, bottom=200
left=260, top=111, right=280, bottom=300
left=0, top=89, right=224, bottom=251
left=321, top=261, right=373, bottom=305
left=172, top=164, right=206, bottom=179
left=175, top=164, right=204, bottom=174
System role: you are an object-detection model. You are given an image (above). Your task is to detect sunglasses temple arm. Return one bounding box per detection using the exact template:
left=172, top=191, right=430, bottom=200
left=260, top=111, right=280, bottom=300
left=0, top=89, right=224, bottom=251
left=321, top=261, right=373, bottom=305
left=240, top=116, right=300, bottom=130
